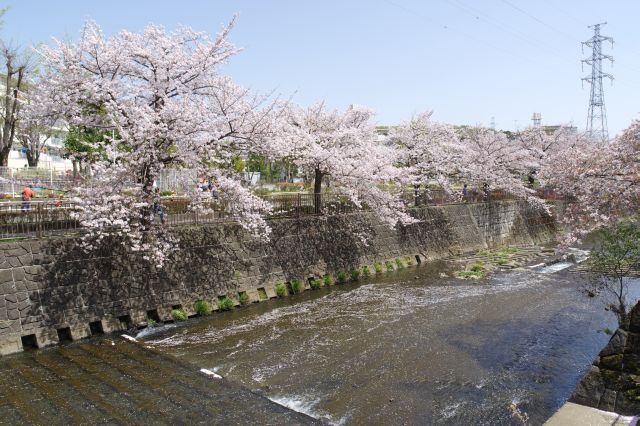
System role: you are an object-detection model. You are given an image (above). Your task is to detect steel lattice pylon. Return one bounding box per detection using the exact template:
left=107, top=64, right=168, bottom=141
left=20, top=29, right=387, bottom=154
left=582, top=22, right=614, bottom=142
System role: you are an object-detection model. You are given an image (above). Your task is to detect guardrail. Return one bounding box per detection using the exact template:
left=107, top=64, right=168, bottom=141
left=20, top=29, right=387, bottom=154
left=0, top=189, right=561, bottom=240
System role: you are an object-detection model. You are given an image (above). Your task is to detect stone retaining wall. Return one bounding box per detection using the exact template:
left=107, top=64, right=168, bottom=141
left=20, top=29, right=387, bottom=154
left=0, top=200, right=555, bottom=355
left=570, top=303, right=640, bottom=414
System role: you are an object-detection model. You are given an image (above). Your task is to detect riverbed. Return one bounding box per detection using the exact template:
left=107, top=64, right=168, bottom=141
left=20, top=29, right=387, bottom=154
left=144, top=261, right=637, bottom=425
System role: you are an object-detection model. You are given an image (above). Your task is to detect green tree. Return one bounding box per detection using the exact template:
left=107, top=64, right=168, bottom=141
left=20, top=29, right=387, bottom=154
left=588, top=222, right=640, bottom=328
left=64, top=125, right=107, bottom=177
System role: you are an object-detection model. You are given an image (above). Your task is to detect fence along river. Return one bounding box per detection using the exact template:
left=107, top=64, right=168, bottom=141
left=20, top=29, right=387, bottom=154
left=0, top=188, right=560, bottom=239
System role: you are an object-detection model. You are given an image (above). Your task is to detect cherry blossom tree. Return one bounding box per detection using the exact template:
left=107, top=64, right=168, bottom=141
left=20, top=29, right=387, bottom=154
left=457, top=127, right=542, bottom=204
left=389, top=111, right=462, bottom=203
left=514, top=125, right=583, bottom=185
left=275, top=102, right=414, bottom=227
left=31, top=19, right=280, bottom=265
left=17, top=88, right=61, bottom=167
left=541, top=119, right=639, bottom=243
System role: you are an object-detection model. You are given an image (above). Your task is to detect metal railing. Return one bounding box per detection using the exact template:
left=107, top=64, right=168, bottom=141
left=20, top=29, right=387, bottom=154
left=0, top=189, right=562, bottom=240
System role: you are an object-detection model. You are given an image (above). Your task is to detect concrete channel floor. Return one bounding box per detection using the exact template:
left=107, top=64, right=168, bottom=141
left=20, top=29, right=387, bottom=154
left=0, top=336, right=319, bottom=425
left=545, top=402, right=639, bottom=426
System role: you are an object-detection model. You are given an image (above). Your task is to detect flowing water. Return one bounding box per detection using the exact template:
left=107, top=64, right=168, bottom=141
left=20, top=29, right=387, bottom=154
left=144, top=261, right=639, bottom=425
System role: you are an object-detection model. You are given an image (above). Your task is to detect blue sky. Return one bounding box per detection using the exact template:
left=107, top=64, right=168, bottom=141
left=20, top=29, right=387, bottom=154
left=3, top=0, right=639, bottom=136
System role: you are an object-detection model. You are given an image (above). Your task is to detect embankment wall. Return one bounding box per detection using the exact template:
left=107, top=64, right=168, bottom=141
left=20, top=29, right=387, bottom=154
left=0, top=200, right=556, bottom=355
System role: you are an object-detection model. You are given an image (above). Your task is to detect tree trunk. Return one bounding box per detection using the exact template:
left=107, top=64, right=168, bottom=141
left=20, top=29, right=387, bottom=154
left=0, top=146, right=10, bottom=167
left=618, top=277, right=629, bottom=329
left=72, top=160, right=79, bottom=179
left=414, top=184, right=420, bottom=207
left=26, top=150, right=39, bottom=168
left=313, top=168, right=323, bottom=214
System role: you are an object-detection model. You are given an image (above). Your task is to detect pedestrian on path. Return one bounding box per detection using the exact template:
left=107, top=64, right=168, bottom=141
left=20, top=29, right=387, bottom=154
left=152, top=188, right=165, bottom=224
left=21, top=185, right=34, bottom=212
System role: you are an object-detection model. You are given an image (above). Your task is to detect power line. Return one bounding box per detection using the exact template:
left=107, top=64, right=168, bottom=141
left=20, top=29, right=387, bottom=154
left=380, top=0, right=545, bottom=67
left=498, top=0, right=579, bottom=42
left=441, top=0, right=571, bottom=56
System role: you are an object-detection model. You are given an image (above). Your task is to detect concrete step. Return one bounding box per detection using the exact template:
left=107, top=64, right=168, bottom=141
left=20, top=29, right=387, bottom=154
left=0, top=336, right=320, bottom=425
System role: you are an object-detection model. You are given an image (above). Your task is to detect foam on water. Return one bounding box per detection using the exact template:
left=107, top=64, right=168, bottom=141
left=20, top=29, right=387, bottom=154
left=539, top=262, right=574, bottom=274
left=135, top=323, right=176, bottom=339
left=146, top=272, right=544, bottom=349
left=268, top=395, right=347, bottom=425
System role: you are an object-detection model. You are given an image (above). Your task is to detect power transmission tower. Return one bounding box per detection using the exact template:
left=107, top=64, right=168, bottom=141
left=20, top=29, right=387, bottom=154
left=531, top=112, right=542, bottom=127
left=581, top=22, right=613, bottom=142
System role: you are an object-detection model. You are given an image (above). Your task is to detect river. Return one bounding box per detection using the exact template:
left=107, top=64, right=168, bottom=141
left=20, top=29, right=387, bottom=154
left=144, top=260, right=638, bottom=425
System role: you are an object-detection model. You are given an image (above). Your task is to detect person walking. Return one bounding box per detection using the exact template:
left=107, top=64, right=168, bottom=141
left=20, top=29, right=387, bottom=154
left=21, top=185, right=34, bottom=212
left=152, top=188, right=165, bottom=224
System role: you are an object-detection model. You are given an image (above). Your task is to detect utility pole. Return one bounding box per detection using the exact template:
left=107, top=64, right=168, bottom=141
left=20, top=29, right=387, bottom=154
left=582, top=22, right=613, bottom=142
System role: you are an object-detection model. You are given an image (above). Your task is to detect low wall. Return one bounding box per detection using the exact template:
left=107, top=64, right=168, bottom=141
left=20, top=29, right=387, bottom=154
left=0, top=200, right=555, bottom=355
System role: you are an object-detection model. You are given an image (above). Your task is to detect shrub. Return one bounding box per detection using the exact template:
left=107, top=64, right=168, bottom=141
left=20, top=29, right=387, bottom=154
left=194, top=299, right=211, bottom=316
left=291, top=279, right=304, bottom=294
left=238, top=292, right=250, bottom=305
left=171, top=308, right=188, bottom=321
left=362, top=265, right=371, bottom=277
left=310, top=278, right=322, bottom=290
left=385, top=260, right=395, bottom=272
left=323, top=274, right=334, bottom=286
left=275, top=283, right=287, bottom=297
left=374, top=262, right=383, bottom=273
left=336, top=271, right=347, bottom=284
left=257, top=288, right=268, bottom=300
left=395, top=258, right=405, bottom=269
left=217, top=296, right=234, bottom=311
left=350, top=268, right=361, bottom=281
left=404, top=256, right=414, bottom=266
left=147, top=318, right=157, bottom=327
left=456, top=270, right=484, bottom=278
left=470, top=261, right=484, bottom=272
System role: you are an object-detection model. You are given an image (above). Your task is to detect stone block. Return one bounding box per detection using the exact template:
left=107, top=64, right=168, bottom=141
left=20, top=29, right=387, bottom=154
left=265, top=286, right=277, bottom=299
left=0, top=334, right=23, bottom=355
left=246, top=289, right=260, bottom=303
left=570, top=366, right=606, bottom=407
left=0, top=281, right=15, bottom=296
left=599, top=389, right=618, bottom=411
left=70, top=324, right=91, bottom=340
left=0, top=268, right=13, bottom=285
left=17, top=253, right=32, bottom=266
left=102, top=317, right=125, bottom=333
left=7, top=246, right=27, bottom=257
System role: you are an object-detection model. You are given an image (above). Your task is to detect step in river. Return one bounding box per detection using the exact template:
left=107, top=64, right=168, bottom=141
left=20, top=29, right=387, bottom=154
left=0, top=336, right=318, bottom=424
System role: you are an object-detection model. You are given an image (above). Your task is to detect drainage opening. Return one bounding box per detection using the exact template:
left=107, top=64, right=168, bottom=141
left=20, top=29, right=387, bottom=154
left=89, top=321, right=104, bottom=336
left=146, top=309, right=161, bottom=323
left=117, top=315, right=132, bottom=328
left=171, top=304, right=182, bottom=310
left=257, top=288, right=268, bottom=300
left=21, top=334, right=38, bottom=350
left=57, top=327, right=73, bottom=343
left=238, top=291, right=250, bottom=304
left=415, top=255, right=422, bottom=264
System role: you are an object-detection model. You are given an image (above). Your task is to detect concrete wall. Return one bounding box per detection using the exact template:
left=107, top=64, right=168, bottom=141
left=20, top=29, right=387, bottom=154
left=0, top=200, right=555, bottom=355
